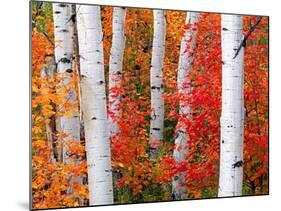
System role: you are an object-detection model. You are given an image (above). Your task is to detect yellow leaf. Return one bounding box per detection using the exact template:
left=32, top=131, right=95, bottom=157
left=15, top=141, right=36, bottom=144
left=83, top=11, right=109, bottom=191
left=194, top=190, right=201, bottom=198
left=65, top=111, right=73, bottom=118
left=118, top=162, right=124, bottom=168
left=33, top=126, right=42, bottom=134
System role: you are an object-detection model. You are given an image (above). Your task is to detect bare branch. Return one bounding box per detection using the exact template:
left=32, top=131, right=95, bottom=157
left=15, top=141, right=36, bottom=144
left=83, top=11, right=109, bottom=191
left=233, top=16, right=262, bottom=59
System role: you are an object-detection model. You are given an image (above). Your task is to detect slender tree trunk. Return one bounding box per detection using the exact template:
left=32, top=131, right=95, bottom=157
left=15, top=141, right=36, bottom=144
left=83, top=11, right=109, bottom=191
left=149, top=10, right=166, bottom=158
left=108, top=7, right=126, bottom=139
left=53, top=3, right=80, bottom=164
left=71, top=4, right=82, bottom=118
left=218, top=14, right=245, bottom=197
left=172, top=12, right=199, bottom=200
left=41, top=57, right=57, bottom=164
left=71, top=4, right=84, bottom=130
left=76, top=5, right=114, bottom=205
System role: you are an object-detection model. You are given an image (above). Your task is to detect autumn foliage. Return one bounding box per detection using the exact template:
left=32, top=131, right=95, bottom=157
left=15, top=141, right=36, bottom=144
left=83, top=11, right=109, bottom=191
left=31, top=2, right=268, bottom=209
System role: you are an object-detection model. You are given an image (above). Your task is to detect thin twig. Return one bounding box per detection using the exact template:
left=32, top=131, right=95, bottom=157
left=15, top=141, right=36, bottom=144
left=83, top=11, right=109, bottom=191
left=233, top=16, right=262, bottom=59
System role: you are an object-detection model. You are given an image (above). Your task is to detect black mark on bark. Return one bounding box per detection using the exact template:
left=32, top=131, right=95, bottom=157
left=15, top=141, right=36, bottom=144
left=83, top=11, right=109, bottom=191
left=66, top=69, right=73, bottom=73
left=232, top=160, right=243, bottom=168
left=59, top=57, right=71, bottom=64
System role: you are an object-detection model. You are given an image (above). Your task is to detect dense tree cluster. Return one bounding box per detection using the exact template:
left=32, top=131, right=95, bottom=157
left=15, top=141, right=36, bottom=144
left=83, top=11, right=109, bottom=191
left=31, top=2, right=268, bottom=209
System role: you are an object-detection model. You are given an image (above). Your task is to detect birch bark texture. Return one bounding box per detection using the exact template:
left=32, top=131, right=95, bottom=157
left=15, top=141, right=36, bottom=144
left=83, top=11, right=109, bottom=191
left=108, top=7, right=126, bottom=139
left=218, top=14, right=245, bottom=197
left=53, top=3, right=80, bottom=164
left=172, top=12, right=199, bottom=200
left=76, top=5, right=114, bottom=205
left=149, top=10, right=166, bottom=157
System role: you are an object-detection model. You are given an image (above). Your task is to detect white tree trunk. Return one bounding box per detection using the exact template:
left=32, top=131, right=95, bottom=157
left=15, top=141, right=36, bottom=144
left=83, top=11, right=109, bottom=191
left=108, top=7, right=126, bottom=138
left=172, top=12, right=199, bottom=200
left=53, top=3, right=80, bottom=164
left=218, top=14, right=245, bottom=197
left=76, top=5, right=114, bottom=205
left=149, top=10, right=166, bottom=157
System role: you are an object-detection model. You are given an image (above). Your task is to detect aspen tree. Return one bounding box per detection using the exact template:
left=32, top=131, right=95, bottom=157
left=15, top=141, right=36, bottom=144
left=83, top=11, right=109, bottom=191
left=108, top=7, right=126, bottom=138
left=149, top=10, right=166, bottom=158
left=53, top=3, right=80, bottom=164
left=218, top=14, right=245, bottom=197
left=40, top=57, right=56, bottom=163
left=172, top=12, right=199, bottom=200
left=76, top=5, right=114, bottom=205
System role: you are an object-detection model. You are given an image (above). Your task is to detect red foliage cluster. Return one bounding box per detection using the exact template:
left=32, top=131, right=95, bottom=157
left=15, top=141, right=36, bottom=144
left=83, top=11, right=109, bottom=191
left=164, top=14, right=268, bottom=197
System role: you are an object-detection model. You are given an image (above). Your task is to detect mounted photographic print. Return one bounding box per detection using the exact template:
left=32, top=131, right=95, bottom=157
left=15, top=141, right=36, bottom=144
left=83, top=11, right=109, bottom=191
left=30, top=0, right=269, bottom=210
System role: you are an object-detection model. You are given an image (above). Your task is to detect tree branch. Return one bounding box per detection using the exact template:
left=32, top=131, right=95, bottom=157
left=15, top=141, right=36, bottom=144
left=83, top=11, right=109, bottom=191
left=233, top=16, right=262, bottom=59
